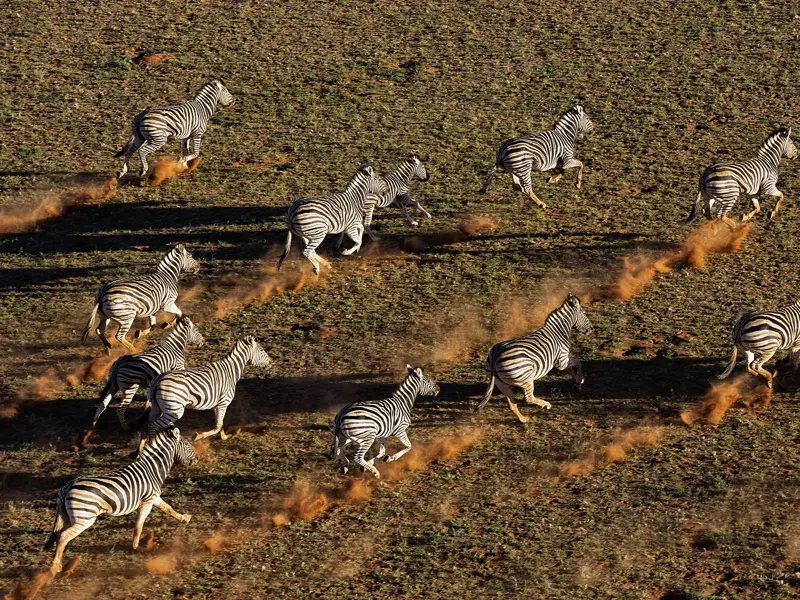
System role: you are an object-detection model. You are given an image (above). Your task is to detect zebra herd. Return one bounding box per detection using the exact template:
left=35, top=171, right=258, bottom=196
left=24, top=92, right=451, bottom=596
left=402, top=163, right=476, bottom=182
left=40, top=78, right=800, bottom=576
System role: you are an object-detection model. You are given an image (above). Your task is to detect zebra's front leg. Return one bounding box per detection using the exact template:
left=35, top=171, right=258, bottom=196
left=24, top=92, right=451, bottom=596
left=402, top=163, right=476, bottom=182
left=138, top=138, right=168, bottom=177
left=116, top=384, right=140, bottom=430
left=720, top=215, right=738, bottom=230
left=163, top=301, right=183, bottom=319
left=741, top=197, right=761, bottom=222
left=132, top=500, right=155, bottom=549
left=179, top=138, right=190, bottom=166
left=561, top=157, right=584, bottom=189
left=194, top=400, right=230, bottom=441
left=768, top=191, right=785, bottom=221
left=364, top=201, right=381, bottom=240
left=370, top=438, right=387, bottom=465
left=183, top=135, right=203, bottom=164
left=341, top=223, right=364, bottom=256
left=384, top=431, right=412, bottom=464
left=567, top=357, right=584, bottom=390
left=154, top=497, right=191, bottom=523
left=353, top=438, right=381, bottom=478
left=50, top=519, right=95, bottom=575
left=136, top=315, right=157, bottom=339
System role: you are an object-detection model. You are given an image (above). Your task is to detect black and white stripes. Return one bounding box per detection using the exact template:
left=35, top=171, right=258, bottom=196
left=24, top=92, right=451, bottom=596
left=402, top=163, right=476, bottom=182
left=143, top=336, right=271, bottom=442
left=476, top=293, right=591, bottom=423
left=277, top=164, right=388, bottom=274
left=363, top=155, right=431, bottom=235
left=480, top=106, right=595, bottom=207
left=82, top=245, right=199, bottom=351
left=688, top=128, right=798, bottom=224
left=331, top=365, right=439, bottom=478
left=115, top=77, right=235, bottom=178
left=90, top=316, right=205, bottom=430
left=44, top=427, right=197, bottom=575
left=718, top=300, right=800, bottom=388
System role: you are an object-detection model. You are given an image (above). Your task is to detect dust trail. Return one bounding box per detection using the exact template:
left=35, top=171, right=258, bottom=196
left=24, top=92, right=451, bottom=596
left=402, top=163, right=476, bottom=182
left=590, top=221, right=752, bottom=302
left=403, top=214, right=497, bottom=252
left=271, top=428, right=481, bottom=526
left=6, top=569, right=54, bottom=600
left=680, top=374, right=772, bottom=426
left=561, top=425, right=665, bottom=477
left=148, top=157, right=200, bottom=186
left=0, top=178, right=118, bottom=235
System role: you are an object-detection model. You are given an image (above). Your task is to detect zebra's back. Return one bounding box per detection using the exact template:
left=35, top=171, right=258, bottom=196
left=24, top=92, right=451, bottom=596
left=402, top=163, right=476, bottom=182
left=136, top=104, right=203, bottom=139
left=701, top=159, right=766, bottom=197
left=114, top=345, right=184, bottom=385
left=498, top=131, right=566, bottom=172
left=735, top=306, right=800, bottom=352
left=100, top=273, right=176, bottom=316
left=287, top=195, right=363, bottom=236
left=152, top=364, right=232, bottom=411
left=487, top=330, right=564, bottom=385
left=60, top=468, right=156, bottom=519
left=335, top=399, right=407, bottom=440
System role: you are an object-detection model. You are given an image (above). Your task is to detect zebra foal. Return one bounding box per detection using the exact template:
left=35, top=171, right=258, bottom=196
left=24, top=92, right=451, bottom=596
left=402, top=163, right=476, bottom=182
left=89, top=316, right=205, bottom=431
left=44, top=427, right=197, bottom=575
left=82, top=245, right=199, bottom=352
left=688, top=128, right=798, bottom=225
left=480, top=106, right=594, bottom=208
left=277, top=164, right=388, bottom=274
left=476, top=293, right=590, bottom=423
left=142, top=336, right=271, bottom=445
left=331, top=365, right=439, bottom=478
left=115, top=77, right=235, bottom=179
left=718, top=300, right=800, bottom=388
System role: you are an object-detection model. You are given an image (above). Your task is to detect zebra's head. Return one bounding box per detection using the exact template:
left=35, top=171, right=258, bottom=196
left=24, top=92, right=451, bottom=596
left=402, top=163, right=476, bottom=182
left=241, top=335, right=272, bottom=368
left=357, top=163, right=389, bottom=197
left=406, top=364, right=440, bottom=397
left=782, top=128, right=798, bottom=160
left=573, top=105, right=594, bottom=135
left=146, top=426, right=198, bottom=467
left=171, top=316, right=205, bottom=348
left=174, top=244, right=200, bottom=274
left=172, top=427, right=200, bottom=466
left=210, top=77, right=235, bottom=107
left=410, top=155, right=430, bottom=182
left=564, top=292, right=591, bottom=334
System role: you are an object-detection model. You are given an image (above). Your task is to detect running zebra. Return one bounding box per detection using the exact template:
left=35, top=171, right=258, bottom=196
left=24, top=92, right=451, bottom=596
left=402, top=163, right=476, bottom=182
left=142, top=336, right=271, bottom=446
left=331, top=365, right=439, bottom=478
left=480, top=106, right=595, bottom=208
left=476, top=293, right=590, bottom=423
left=276, top=164, right=388, bottom=274
left=89, top=316, right=205, bottom=431
left=687, top=128, right=797, bottom=225
left=44, top=426, right=197, bottom=576
left=348, top=155, right=431, bottom=243
left=718, top=300, right=800, bottom=388
left=115, top=77, right=235, bottom=179
left=82, top=245, right=199, bottom=352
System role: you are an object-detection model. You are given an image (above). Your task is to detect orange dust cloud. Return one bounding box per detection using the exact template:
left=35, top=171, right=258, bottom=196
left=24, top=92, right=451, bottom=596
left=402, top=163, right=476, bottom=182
left=0, top=178, right=117, bottom=235
left=0, top=403, right=19, bottom=419
left=272, top=479, right=329, bottom=526
left=561, top=426, right=665, bottom=477
left=7, top=569, right=54, bottom=600
left=680, top=374, right=772, bottom=426
left=337, top=478, right=373, bottom=503
left=381, top=428, right=483, bottom=481
left=192, top=439, right=211, bottom=455
left=202, top=531, right=241, bottom=554
left=403, top=214, right=497, bottom=252
left=149, top=157, right=201, bottom=186
left=138, top=53, right=175, bottom=67
left=427, top=310, right=490, bottom=369
left=144, top=553, right=178, bottom=574
left=20, top=368, right=66, bottom=401
left=496, top=286, right=579, bottom=341
left=214, top=263, right=323, bottom=319
left=590, top=221, right=752, bottom=303
left=61, top=556, right=81, bottom=578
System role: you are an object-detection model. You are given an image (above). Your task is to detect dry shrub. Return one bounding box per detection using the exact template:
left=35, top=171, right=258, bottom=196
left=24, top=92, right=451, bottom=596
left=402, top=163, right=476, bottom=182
left=149, top=157, right=200, bottom=186
left=561, top=426, right=665, bottom=477
left=0, top=178, right=117, bottom=235
left=272, top=479, right=329, bottom=526
left=145, top=553, right=178, bottom=574
left=680, top=374, right=772, bottom=426
left=138, top=53, right=175, bottom=66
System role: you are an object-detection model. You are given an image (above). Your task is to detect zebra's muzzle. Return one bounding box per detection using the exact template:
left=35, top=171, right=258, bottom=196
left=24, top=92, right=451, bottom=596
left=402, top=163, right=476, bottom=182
left=433, top=385, right=440, bottom=396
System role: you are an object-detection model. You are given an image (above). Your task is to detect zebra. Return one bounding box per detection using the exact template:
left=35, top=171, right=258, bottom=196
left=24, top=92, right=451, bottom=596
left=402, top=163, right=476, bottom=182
left=82, top=245, right=199, bottom=352
left=44, top=426, right=197, bottom=576
left=331, top=365, right=440, bottom=479
left=276, top=164, right=388, bottom=274
left=718, top=300, right=800, bottom=388
left=480, top=105, right=595, bottom=208
left=337, top=156, right=431, bottom=247
left=88, top=316, right=205, bottom=432
left=476, top=293, right=590, bottom=423
left=115, top=77, right=235, bottom=179
left=141, top=336, right=271, bottom=447
left=687, top=128, right=798, bottom=226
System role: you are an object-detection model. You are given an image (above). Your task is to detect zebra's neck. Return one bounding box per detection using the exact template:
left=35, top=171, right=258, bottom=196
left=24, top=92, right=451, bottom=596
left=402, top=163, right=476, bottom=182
left=553, top=114, right=579, bottom=139
left=542, top=305, right=574, bottom=339
left=757, top=135, right=784, bottom=170
left=192, top=84, right=220, bottom=117
left=156, top=253, right=182, bottom=280
left=391, top=375, right=420, bottom=410
left=162, top=325, right=190, bottom=350
left=137, top=438, right=175, bottom=484
left=388, top=160, right=416, bottom=186
left=345, top=174, right=370, bottom=198
left=219, top=343, right=250, bottom=382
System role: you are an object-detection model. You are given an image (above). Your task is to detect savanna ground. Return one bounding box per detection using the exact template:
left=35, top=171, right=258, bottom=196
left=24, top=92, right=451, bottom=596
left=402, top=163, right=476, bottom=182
left=2, top=1, right=800, bottom=598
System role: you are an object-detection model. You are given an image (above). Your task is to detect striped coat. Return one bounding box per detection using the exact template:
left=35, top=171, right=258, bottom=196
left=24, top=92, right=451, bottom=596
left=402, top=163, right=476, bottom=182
left=116, top=77, right=235, bottom=178
left=476, top=293, right=591, bottom=423
left=82, top=245, right=199, bottom=352
left=480, top=106, right=595, bottom=208
left=89, top=316, right=205, bottom=431
left=331, top=365, right=439, bottom=478
left=688, top=128, right=798, bottom=224
left=44, top=427, right=197, bottom=575
left=363, top=155, right=431, bottom=236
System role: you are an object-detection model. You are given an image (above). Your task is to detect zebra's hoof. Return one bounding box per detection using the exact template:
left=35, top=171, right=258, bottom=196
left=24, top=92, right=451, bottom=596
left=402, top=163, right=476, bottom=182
left=410, top=221, right=419, bottom=227
left=182, top=514, right=192, bottom=524
left=340, top=466, right=348, bottom=475
left=768, top=210, right=777, bottom=221
left=575, top=183, right=582, bottom=190
left=543, top=402, right=552, bottom=410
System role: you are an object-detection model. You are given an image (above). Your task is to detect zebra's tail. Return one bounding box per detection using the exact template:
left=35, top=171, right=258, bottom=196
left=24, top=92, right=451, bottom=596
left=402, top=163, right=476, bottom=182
left=717, top=345, right=738, bottom=380
left=81, top=289, right=103, bottom=343
left=44, top=492, right=67, bottom=550
left=479, top=165, right=498, bottom=195
left=686, top=190, right=704, bottom=223
left=475, top=372, right=495, bottom=412
left=276, top=230, right=292, bottom=271
left=114, top=133, right=136, bottom=158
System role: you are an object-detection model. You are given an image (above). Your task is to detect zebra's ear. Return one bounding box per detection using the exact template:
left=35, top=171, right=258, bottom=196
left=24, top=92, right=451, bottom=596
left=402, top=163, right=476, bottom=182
left=170, top=426, right=181, bottom=439
left=787, top=127, right=792, bottom=139
left=575, top=105, right=584, bottom=114
left=414, top=367, right=424, bottom=377
left=406, top=364, right=414, bottom=374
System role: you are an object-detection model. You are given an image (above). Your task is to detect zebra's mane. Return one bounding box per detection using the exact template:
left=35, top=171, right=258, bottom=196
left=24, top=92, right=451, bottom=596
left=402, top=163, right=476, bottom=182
left=554, top=108, right=580, bottom=131
left=758, top=129, right=790, bottom=157
left=345, top=168, right=370, bottom=192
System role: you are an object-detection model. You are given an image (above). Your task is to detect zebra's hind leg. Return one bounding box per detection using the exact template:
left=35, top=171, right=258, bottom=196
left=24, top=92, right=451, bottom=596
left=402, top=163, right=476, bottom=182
left=341, top=224, right=365, bottom=256
left=51, top=519, right=95, bottom=575
left=96, top=316, right=113, bottom=351
left=514, top=171, right=548, bottom=209
left=132, top=500, right=154, bottom=549
left=384, top=431, right=412, bottom=464
left=114, top=316, right=138, bottom=351
left=352, top=437, right=381, bottom=478
left=301, top=236, right=325, bottom=274
left=520, top=380, right=552, bottom=410
left=561, top=157, right=584, bottom=189
left=750, top=349, right=776, bottom=389
left=495, top=380, right=530, bottom=424
left=154, top=496, right=191, bottom=523
left=137, top=137, right=168, bottom=177
left=370, top=438, right=387, bottom=465
left=336, top=436, right=352, bottom=474
left=116, top=384, right=140, bottom=430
